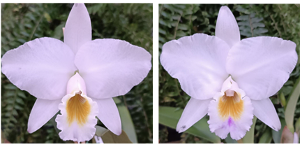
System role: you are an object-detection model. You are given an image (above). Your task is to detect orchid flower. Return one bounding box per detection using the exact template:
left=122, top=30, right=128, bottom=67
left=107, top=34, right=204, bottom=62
left=2, top=3, right=151, bottom=142
left=160, top=6, right=298, bottom=140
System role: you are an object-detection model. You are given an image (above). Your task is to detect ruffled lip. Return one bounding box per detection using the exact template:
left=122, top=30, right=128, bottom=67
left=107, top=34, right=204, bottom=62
left=208, top=77, right=253, bottom=140
left=56, top=92, right=98, bottom=142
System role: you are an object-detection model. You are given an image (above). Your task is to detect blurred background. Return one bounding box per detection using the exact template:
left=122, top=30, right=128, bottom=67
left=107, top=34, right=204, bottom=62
left=1, top=3, right=153, bottom=143
left=159, top=4, right=300, bottom=143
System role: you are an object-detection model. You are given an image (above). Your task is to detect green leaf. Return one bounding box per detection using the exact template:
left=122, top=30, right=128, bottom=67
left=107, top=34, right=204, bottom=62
left=95, top=126, right=132, bottom=143
left=242, top=116, right=256, bottom=143
left=238, top=21, right=251, bottom=27
left=164, top=5, right=183, bottom=14
left=253, top=28, right=268, bottom=35
left=259, top=128, right=272, bottom=143
left=279, top=92, right=286, bottom=109
left=24, top=23, right=33, bottom=29
left=15, top=98, right=24, bottom=105
left=159, top=19, right=171, bottom=28
left=173, top=4, right=186, bottom=10
left=26, top=13, right=36, bottom=21
left=236, top=6, right=250, bottom=14
left=285, top=76, right=300, bottom=133
left=17, top=38, right=26, bottom=44
left=159, top=37, right=167, bottom=43
left=251, top=17, right=263, bottom=23
left=159, top=106, right=220, bottom=143
left=191, top=16, right=197, bottom=21
left=282, top=86, right=294, bottom=96
left=159, top=28, right=166, bottom=35
left=20, top=31, right=30, bottom=37
left=225, top=134, right=237, bottom=143
left=171, top=15, right=181, bottom=20
left=17, top=91, right=26, bottom=98
left=113, top=97, right=121, bottom=104
left=118, top=105, right=138, bottom=143
left=161, top=11, right=171, bottom=18
left=14, top=105, right=23, bottom=110
left=4, top=84, right=16, bottom=90
left=4, top=92, right=15, bottom=98
left=236, top=15, right=249, bottom=21
left=252, top=22, right=265, bottom=28
left=176, top=30, right=186, bottom=38
left=177, top=24, right=189, bottom=30
left=295, top=117, right=300, bottom=133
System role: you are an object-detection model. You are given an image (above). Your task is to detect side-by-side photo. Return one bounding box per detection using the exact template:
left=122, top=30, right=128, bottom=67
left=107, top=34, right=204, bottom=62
left=159, top=4, right=300, bottom=143
left=1, top=3, right=153, bottom=143
left=1, top=2, right=300, bottom=145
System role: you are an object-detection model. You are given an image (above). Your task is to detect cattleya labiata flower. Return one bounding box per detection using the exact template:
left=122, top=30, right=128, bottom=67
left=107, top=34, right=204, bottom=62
left=2, top=3, right=151, bottom=142
left=160, top=6, right=297, bottom=140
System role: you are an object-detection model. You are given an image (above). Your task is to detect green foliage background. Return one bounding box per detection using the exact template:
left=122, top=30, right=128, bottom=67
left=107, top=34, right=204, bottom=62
left=1, top=3, right=153, bottom=143
left=159, top=4, right=300, bottom=143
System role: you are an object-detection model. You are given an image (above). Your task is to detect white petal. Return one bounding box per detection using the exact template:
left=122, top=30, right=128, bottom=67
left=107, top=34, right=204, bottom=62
left=94, top=98, right=122, bottom=135
left=28, top=99, right=61, bottom=133
left=67, top=73, right=87, bottom=95
left=176, top=98, right=211, bottom=133
left=227, top=37, right=297, bottom=100
left=2, top=37, right=76, bottom=100
left=208, top=93, right=253, bottom=140
left=56, top=93, right=98, bottom=142
left=214, top=128, right=230, bottom=139
left=64, top=3, right=91, bottom=54
left=251, top=98, right=281, bottom=131
left=75, top=39, right=151, bottom=99
left=220, top=76, right=245, bottom=98
left=215, top=6, right=240, bottom=48
left=160, top=33, right=230, bottom=100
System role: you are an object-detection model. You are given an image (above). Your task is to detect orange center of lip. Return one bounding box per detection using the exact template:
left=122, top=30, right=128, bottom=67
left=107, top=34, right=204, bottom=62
left=218, top=92, right=244, bottom=120
left=66, top=93, right=91, bottom=126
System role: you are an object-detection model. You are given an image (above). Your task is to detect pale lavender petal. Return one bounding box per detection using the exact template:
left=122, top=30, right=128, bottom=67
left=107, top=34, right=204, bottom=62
left=2, top=37, right=76, bottom=100
left=176, top=98, right=211, bottom=133
left=75, top=39, right=151, bottom=99
left=215, top=6, right=240, bottom=48
left=161, top=33, right=230, bottom=100
left=28, top=99, right=61, bottom=133
left=252, top=98, right=281, bottom=131
left=94, top=98, right=122, bottom=135
left=64, top=3, right=92, bottom=54
left=227, top=37, right=297, bottom=100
